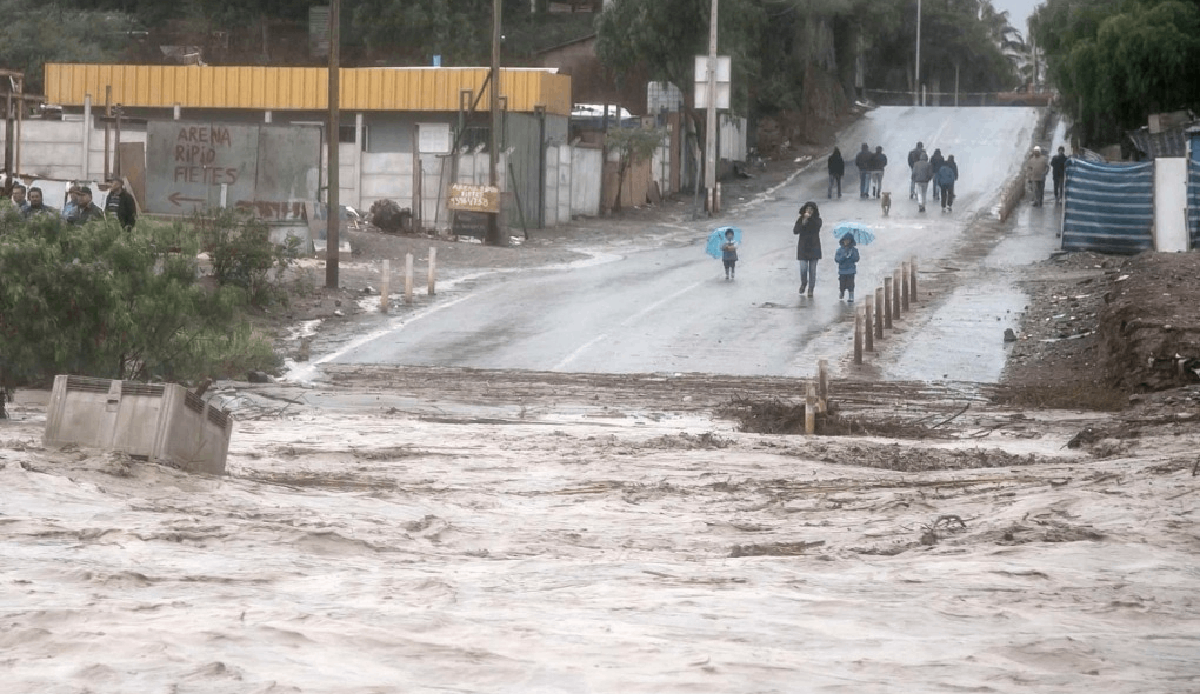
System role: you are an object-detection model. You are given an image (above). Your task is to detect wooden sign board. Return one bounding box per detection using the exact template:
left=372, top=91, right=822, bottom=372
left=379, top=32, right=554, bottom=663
left=448, top=184, right=500, bottom=213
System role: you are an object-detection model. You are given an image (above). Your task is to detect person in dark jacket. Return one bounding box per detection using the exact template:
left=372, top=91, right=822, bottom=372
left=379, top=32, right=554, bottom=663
left=827, top=147, right=845, bottom=199
left=907, top=141, right=924, bottom=199
left=935, top=155, right=959, bottom=212
left=66, top=187, right=105, bottom=225
left=929, top=148, right=945, bottom=201
left=105, top=178, right=137, bottom=230
left=869, top=146, right=887, bottom=199
left=834, top=234, right=860, bottom=303
left=1050, top=146, right=1069, bottom=204
left=853, top=143, right=872, bottom=198
left=911, top=151, right=933, bottom=212
left=793, top=202, right=822, bottom=298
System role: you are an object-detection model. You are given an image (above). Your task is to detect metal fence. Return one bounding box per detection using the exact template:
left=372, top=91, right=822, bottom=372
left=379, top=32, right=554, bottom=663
left=1190, top=136, right=1200, bottom=250
left=1061, top=159, right=1155, bottom=254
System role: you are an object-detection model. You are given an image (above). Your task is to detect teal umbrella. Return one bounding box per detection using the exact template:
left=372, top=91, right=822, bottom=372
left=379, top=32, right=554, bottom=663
left=831, top=221, right=875, bottom=246
left=706, top=226, right=743, bottom=258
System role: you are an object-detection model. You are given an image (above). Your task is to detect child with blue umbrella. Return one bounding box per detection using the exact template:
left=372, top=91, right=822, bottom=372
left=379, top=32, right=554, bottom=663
left=706, top=226, right=743, bottom=280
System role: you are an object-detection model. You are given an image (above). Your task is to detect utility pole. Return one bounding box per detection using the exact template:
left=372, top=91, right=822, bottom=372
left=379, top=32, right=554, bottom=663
left=914, top=0, right=922, bottom=106
left=325, top=0, right=340, bottom=288
left=704, top=0, right=718, bottom=213
left=486, top=0, right=503, bottom=245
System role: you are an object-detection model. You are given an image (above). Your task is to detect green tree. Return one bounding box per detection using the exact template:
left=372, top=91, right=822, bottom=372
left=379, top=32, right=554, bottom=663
left=0, top=0, right=135, bottom=93
left=1032, top=0, right=1200, bottom=145
left=605, top=126, right=665, bottom=212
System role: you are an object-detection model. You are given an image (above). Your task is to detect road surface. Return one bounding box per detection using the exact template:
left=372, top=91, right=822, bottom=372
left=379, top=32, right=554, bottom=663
left=329, top=107, right=1045, bottom=379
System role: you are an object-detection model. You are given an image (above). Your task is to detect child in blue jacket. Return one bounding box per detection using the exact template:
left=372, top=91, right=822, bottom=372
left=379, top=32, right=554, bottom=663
left=835, top=234, right=860, bottom=302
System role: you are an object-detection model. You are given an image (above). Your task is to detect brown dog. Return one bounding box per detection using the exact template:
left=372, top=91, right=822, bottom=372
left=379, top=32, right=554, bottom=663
left=880, top=191, right=892, bottom=216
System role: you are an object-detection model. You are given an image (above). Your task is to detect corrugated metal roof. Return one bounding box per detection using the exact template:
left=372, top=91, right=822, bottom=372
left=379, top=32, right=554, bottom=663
left=1127, top=122, right=1198, bottom=160
left=44, top=64, right=572, bottom=116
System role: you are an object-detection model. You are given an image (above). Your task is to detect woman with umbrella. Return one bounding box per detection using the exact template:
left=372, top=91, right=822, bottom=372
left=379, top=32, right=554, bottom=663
left=794, top=202, right=822, bottom=297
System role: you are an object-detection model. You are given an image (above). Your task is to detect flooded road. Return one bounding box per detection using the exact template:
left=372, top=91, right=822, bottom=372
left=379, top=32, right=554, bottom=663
left=326, top=107, right=1051, bottom=382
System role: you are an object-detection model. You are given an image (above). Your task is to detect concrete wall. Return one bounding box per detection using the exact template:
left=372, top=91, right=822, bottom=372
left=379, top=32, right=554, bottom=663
left=719, top=114, right=747, bottom=164
left=0, top=118, right=148, bottom=181
left=1154, top=158, right=1189, bottom=252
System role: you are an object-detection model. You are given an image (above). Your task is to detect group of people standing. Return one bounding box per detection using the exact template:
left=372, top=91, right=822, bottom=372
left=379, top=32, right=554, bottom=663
left=1023, top=145, right=1070, bottom=207
left=4, top=179, right=136, bottom=229
left=906, top=141, right=959, bottom=213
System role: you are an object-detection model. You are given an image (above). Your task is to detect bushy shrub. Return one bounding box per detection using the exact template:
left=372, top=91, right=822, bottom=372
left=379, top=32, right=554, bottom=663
left=192, top=208, right=300, bottom=308
left=0, top=209, right=281, bottom=385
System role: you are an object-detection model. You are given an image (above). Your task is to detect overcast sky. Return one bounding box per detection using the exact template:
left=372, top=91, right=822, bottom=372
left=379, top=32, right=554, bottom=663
left=992, top=0, right=1042, bottom=35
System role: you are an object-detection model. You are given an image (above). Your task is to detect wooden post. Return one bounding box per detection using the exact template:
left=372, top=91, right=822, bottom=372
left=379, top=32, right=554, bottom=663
left=874, top=287, right=884, bottom=338
left=883, top=277, right=893, bottom=329
left=380, top=259, right=390, bottom=313
left=865, top=293, right=875, bottom=352
left=910, top=255, right=919, bottom=301
left=805, top=382, right=816, bottom=435
left=818, top=359, right=828, bottom=412
left=104, top=86, right=111, bottom=182
left=405, top=252, right=414, bottom=304
left=427, top=246, right=437, bottom=296
left=892, top=268, right=902, bottom=318
left=901, top=261, right=910, bottom=311
left=854, top=308, right=863, bottom=365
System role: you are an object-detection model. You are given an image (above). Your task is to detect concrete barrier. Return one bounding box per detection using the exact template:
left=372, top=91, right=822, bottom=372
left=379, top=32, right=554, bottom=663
left=43, top=375, right=232, bottom=475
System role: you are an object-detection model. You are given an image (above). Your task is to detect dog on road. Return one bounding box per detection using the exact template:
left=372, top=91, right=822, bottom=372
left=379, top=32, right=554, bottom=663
left=880, top=191, right=892, bottom=216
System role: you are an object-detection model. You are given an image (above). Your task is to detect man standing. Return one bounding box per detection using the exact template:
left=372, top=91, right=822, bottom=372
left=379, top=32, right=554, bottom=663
left=61, top=185, right=82, bottom=221
left=105, top=178, right=137, bottom=229
left=907, top=141, right=924, bottom=199
left=1024, top=146, right=1050, bottom=207
left=826, top=147, right=844, bottom=199
left=1050, top=146, right=1069, bottom=204
left=67, top=186, right=106, bottom=225
left=8, top=184, right=28, bottom=212
left=22, top=187, right=59, bottom=219
left=854, top=143, right=872, bottom=199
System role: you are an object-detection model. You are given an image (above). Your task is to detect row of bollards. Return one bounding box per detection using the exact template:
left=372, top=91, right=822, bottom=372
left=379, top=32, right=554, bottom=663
left=853, top=255, right=919, bottom=365
left=380, top=248, right=438, bottom=313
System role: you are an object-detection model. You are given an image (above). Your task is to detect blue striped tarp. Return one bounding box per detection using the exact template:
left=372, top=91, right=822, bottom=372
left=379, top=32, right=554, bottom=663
left=1062, top=159, right=1155, bottom=254
left=1189, top=135, right=1200, bottom=250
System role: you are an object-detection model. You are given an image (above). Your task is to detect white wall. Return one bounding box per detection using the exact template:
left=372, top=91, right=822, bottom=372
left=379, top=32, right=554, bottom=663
left=0, top=119, right=147, bottom=181
left=1154, top=158, right=1189, bottom=252
left=719, top=115, right=747, bottom=163
left=571, top=146, right=602, bottom=217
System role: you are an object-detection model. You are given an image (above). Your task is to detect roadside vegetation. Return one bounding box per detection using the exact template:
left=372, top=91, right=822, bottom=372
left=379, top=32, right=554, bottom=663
left=0, top=210, right=296, bottom=391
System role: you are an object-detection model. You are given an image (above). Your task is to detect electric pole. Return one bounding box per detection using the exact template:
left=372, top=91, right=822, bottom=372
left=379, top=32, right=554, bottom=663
left=325, top=0, right=340, bottom=288
left=487, top=0, right=503, bottom=246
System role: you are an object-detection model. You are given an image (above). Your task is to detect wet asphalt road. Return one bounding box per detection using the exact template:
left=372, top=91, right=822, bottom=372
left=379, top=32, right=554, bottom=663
left=332, top=107, right=1053, bottom=380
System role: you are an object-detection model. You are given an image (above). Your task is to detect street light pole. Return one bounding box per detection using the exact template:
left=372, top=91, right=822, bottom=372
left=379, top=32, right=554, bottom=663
left=914, top=0, right=922, bottom=106
left=704, top=0, right=718, bottom=213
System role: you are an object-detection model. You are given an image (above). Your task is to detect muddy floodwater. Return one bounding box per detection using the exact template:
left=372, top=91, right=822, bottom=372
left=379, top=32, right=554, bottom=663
left=3, top=372, right=1198, bottom=693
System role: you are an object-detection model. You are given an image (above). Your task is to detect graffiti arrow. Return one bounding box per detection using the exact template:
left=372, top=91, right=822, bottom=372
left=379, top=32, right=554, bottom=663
left=168, top=192, right=205, bottom=207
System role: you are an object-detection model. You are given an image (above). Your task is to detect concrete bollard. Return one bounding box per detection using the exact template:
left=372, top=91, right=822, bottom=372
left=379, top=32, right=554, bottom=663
left=405, top=253, right=414, bottom=305
left=380, top=259, right=390, bottom=313
left=875, top=287, right=884, bottom=338
left=427, top=247, right=437, bottom=296
left=883, top=277, right=893, bottom=329
left=893, top=268, right=902, bottom=318
left=864, top=294, right=875, bottom=352
left=854, top=307, right=863, bottom=365
left=901, top=261, right=910, bottom=311
left=805, top=382, right=816, bottom=435
left=910, top=255, right=919, bottom=301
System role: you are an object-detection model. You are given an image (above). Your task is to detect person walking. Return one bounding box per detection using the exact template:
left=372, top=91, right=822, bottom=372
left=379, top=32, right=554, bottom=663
left=936, top=155, right=958, bottom=212
left=1024, top=146, right=1050, bottom=207
left=929, top=148, right=945, bottom=202
left=834, top=234, right=860, bottom=303
left=1050, top=146, right=1069, bottom=204
left=907, top=141, right=925, bottom=199
left=793, top=202, right=822, bottom=298
left=911, top=151, right=933, bottom=213
left=827, top=147, right=845, bottom=199
left=869, top=146, right=887, bottom=199
left=854, top=143, right=872, bottom=199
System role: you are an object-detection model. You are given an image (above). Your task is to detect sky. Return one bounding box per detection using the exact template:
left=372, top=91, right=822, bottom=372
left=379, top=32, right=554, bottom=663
left=992, top=0, right=1042, bottom=35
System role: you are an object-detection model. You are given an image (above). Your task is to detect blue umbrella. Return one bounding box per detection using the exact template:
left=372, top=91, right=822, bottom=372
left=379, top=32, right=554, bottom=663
left=706, top=226, right=743, bottom=258
left=831, top=221, right=876, bottom=246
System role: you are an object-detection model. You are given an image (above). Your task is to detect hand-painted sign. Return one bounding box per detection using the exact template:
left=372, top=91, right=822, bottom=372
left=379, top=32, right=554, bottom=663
left=447, top=184, right=500, bottom=214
